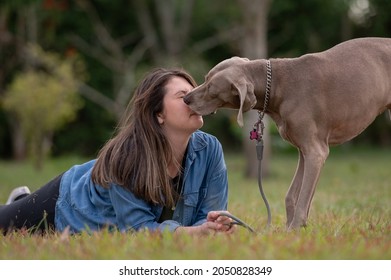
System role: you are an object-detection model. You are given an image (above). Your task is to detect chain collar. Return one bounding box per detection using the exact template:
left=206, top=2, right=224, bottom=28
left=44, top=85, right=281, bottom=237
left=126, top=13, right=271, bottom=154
left=250, top=60, right=272, bottom=141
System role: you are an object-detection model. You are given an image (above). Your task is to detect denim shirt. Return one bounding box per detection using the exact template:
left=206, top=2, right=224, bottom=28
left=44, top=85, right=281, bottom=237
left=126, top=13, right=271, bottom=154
left=54, top=130, right=228, bottom=233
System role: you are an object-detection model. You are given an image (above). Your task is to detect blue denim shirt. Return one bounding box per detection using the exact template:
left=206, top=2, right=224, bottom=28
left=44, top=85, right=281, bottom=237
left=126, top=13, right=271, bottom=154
left=55, top=130, right=228, bottom=233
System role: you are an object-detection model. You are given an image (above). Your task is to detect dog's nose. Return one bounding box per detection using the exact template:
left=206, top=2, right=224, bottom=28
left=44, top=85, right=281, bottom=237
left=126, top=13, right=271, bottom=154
left=183, top=96, right=190, bottom=105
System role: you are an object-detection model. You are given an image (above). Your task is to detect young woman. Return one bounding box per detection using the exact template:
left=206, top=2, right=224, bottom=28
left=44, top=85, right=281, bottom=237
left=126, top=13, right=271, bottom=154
left=0, top=68, right=235, bottom=235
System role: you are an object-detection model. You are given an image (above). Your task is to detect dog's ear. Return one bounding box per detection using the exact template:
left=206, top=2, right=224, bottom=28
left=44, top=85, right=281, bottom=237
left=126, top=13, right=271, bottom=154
left=232, top=79, right=256, bottom=127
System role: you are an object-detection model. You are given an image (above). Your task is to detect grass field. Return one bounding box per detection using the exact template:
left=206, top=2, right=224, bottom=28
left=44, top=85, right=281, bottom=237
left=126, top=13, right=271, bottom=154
left=0, top=147, right=390, bottom=260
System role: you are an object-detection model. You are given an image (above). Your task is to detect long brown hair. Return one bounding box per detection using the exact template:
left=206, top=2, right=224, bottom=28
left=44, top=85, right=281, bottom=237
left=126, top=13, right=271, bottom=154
left=91, top=68, right=197, bottom=208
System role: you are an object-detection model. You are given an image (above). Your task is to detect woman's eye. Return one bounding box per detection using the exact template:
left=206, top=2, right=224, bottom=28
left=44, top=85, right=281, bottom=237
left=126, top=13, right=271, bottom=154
left=177, top=90, right=189, bottom=99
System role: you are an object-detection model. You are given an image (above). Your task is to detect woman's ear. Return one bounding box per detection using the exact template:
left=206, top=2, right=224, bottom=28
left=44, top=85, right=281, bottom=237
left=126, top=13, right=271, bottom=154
left=157, top=113, right=164, bottom=125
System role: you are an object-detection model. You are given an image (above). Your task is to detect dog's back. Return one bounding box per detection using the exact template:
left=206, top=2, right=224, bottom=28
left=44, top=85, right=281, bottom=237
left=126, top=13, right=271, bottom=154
left=275, top=37, right=391, bottom=142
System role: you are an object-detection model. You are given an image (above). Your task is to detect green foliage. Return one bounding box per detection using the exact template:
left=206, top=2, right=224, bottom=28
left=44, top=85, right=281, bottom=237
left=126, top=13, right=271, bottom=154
left=269, top=0, right=351, bottom=56
left=2, top=44, right=83, bottom=167
left=353, top=0, right=391, bottom=36
left=0, top=0, right=41, bottom=9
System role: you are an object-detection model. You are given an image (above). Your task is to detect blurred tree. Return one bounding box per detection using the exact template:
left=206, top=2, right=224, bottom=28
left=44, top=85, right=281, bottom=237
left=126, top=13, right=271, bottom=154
left=64, top=0, right=237, bottom=150
left=268, top=0, right=352, bottom=56
left=350, top=0, right=391, bottom=146
left=0, top=0, right=46, bottom=160
left=236, top=0, right=272, bottom=178
left=2, top=44, right=83, bottom=169
left=67, top=0, right=147, bottom=120
left=1, top=0, right=390, bottom=162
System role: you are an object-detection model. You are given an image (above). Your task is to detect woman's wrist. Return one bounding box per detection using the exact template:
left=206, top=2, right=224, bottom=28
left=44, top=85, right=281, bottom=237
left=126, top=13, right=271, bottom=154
left=174, top=225, right=202, bottom=236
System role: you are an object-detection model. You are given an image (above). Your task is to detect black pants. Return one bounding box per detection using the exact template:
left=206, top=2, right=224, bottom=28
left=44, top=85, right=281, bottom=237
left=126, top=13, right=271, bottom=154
left=0, top=174, right=62, bottom=234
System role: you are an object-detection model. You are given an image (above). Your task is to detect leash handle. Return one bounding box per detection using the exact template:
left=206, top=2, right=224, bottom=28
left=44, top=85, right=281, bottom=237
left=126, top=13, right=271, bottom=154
left=217, top=212, right=255, bottom=233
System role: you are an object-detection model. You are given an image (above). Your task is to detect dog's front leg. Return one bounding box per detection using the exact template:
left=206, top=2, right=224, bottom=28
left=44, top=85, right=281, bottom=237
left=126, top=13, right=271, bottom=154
left=285, top=149, right=305, bottom=227
left=288, top=143, right=329, bottom=230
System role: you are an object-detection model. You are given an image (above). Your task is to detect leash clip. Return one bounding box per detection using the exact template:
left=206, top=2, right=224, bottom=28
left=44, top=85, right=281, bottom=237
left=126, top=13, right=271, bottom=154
left=249, top=119, right=264, bottom=141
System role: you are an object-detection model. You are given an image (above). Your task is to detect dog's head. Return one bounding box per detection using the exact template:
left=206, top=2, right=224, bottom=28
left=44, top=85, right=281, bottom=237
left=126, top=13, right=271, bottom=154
left=183, top=57, right=256, bottom=127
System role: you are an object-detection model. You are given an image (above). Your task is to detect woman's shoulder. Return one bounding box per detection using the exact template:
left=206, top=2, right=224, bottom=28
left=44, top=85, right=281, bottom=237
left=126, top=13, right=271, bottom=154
left=62, top=159, right=97, bottom=182
left=191, top=130, right=222, bottom=151
left=59, top=159, right=98, bottom=199
left=192, top=130, right=219, bottom=141
left=66, top=159, right=96, bottom=173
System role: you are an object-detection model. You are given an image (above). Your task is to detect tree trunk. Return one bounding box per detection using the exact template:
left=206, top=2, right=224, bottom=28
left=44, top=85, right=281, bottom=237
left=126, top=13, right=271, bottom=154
left=237, top=0, right=272, bottom=178
left=9, top=119, right=27, bottom=161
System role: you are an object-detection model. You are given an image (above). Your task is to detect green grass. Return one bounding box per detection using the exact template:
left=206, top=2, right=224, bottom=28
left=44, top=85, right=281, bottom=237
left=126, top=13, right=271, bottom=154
left=0, top=147, right=390, bottom=259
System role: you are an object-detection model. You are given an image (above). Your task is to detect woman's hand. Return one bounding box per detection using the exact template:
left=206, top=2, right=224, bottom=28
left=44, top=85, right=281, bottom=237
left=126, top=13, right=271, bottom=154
left=175, top=210, right=237, bottom=236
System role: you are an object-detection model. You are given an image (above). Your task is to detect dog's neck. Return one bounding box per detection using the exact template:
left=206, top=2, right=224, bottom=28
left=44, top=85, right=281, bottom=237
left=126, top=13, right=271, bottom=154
left=247, top=59, right=283, bottom=119
left=240, top=59, right=286, bottom=128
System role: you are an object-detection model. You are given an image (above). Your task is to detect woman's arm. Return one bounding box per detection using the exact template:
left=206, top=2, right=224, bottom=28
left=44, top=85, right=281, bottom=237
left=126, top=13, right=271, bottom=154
left=109, top=184, right=182, bottom=232
left=175, top=211, right=236, bottom=236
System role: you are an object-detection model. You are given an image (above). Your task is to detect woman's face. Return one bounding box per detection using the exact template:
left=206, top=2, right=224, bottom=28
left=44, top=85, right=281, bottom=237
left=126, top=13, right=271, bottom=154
left=157, top=76, right=204, bottom=136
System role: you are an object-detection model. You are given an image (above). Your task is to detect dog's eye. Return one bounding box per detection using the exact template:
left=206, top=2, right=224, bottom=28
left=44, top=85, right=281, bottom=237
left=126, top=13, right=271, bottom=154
left=206, top=84, right=212, bottom=94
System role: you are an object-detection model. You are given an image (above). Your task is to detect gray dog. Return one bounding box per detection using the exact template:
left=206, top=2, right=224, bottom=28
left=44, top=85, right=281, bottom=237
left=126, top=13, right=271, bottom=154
left=183, top=37, right=391, bottom=230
